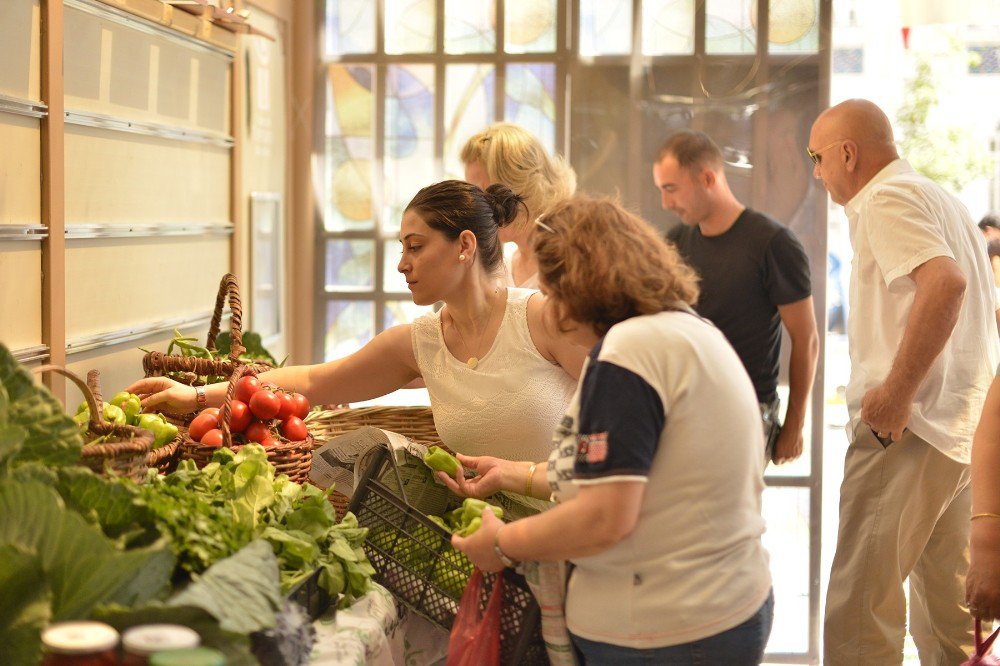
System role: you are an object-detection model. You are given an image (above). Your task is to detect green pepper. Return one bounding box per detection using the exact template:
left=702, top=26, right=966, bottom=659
left=423, top=446, right=460, bottom=477
left=456, top=516, right=482, bottom=537
left=138, top=412, right=178, bottom=448
left=459, top=498, right=503, bottom=526
left=77, top=402, right=127, bottom=426
left=110, top=391, right=142, bottom=425
left=102, top=402, right=127, bottom=425
left=428, top=515, right=451, bottom=533
left=72, top=411, right=90, bottom=429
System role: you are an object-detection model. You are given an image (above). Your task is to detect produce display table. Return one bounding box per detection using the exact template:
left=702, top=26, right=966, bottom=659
left=310, top=583, right=449, bottom=665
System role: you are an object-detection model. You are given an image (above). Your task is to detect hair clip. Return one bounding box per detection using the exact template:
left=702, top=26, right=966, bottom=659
left=534, top=218, right=555, bottom=234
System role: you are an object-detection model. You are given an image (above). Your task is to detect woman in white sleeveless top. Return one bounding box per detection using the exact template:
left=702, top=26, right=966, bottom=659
left=128, top=181, right=585, bottom=463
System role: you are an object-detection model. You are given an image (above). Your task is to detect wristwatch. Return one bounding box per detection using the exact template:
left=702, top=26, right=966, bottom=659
left=194, top=386, right=207, bottom=409
left=494, top=526, right=520, bottom=568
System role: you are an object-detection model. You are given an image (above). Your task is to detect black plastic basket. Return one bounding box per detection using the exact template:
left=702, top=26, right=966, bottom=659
left=348, top=446, right=548, bottom=665
left=286, top=566, right=333, bottom=621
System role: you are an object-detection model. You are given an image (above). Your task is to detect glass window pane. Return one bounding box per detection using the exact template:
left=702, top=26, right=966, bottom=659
left=505, top=0, right=557, bottom=54
left=504, top=63, right=556, bottom=155
left=578, top=0, right=631, bottom=56
left=383, top=242, right=409, bottom=293
left=325, top=240, right=375, bottom=290
left=642, top=0, right=695, bottom=55
left=444, top=0, right=495, bottom=54
left=769, top=0, right=820, bottom=53
left=706, top=0, right=756, bottom=54
left=325, top=0, right=375, bottom=56
left=385, top=0, right=436, bottom=54
left=326, top=65, right=375, bottom=232
left=325, top=300, right=375, bottom=360
left=569, top=65, right=629, bottom=198
left=384, top=65, right=436, bottom=233
left=385, top=301, right=432, bottom=328
left=761, top=486, right=810, bottom=654
left=445, top=64, right=496, bottom=179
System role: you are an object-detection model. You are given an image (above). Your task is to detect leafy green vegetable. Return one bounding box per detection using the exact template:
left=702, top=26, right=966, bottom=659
left=0, top=479, right=174, bottom=662
left=96, top=541, right=284, bottom=666
left=0, top=344, right=83, bottom=471
left=137, top=444, right=373, bottom=604
left=215, top=330, right=282, bottom=367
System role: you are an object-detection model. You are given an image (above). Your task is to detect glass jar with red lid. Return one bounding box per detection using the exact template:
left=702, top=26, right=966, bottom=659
left=41, top=621, right=119, bottom=666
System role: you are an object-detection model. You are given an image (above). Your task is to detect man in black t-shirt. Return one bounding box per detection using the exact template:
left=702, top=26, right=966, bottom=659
left=652, top=129, right=818, bottom=465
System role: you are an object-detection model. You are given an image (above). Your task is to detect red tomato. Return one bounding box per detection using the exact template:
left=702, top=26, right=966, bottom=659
left=235, top=376, right=262, bottom=404
left=189, top=411, right=220, bottom=442
left=228, top=400, right=251, bottom=433
left=259, top=436, right=276, bottom=449
left=280, top=416, right=308, bottom=441
left=249, top=390, right=280, bottom=420
left=244, top=421, right=271, bottom=443
left=290, top=393, right=310, bottom=419
left=276, top=392, right=296, bottom=420
left=200, top=428, right=225, bottom=447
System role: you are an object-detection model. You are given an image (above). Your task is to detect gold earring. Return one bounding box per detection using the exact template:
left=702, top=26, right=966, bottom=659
left=459, top=254, right=466, bottom=261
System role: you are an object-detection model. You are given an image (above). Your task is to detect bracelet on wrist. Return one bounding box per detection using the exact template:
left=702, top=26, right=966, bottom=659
left=494, top=525, right=520, bottom=568
left=971, top=512, right=1000, bottom=521
left=525, top=463, right=537, bottom=497
left=194, top=386, right=207, bottom=409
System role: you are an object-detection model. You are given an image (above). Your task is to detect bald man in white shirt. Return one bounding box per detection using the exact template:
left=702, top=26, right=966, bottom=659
left=813, top=99, right=1000, bottom=665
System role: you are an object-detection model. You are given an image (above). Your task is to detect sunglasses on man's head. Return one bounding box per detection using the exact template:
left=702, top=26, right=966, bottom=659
left=806, top=139, right=845, bottom=165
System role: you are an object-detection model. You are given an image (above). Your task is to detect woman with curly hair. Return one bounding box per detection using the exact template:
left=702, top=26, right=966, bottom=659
left=442, top=195, right=774, bottom=665
left=461, top=122, right=576, bottom=288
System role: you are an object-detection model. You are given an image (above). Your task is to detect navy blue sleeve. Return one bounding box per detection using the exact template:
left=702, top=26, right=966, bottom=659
left=573, top=358, right=666, bottom=480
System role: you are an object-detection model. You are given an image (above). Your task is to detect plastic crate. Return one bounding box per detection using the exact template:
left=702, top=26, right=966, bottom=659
left=286, top=566, right=333, bottom=621
left=348, top=446, right=548, bottom=665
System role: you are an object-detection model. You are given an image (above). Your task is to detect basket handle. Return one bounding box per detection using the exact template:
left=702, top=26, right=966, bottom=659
left=33, top=364, right=105, bottom=431
left=217, top=362, right=258, bottom=449
left=205, top=273, right=247, bottom=363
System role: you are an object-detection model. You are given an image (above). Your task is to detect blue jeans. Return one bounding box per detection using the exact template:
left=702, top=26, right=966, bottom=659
left=570, top=589, right=774, bottom=665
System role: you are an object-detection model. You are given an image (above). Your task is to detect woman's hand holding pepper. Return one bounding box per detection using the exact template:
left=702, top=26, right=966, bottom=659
left=125, top=376, right=199, bottom=413
left=452, top=507, right=505, bottom=572
left=967, top=520, right=1000, bottom=620
left=436, top=453, right=516, bottom=499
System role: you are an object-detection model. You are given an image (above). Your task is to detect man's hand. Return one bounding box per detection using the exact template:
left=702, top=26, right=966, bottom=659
left=860, top=383, right=911, bottom=441
left=772, top=425, right=803, bottom=464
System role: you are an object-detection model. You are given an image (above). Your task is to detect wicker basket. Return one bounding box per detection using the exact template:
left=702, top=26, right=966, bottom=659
left=142, top=273, right=273, bottom=426
left=180, top=364, right=314, bottom=484
left=87, top=369, right=183, bottom=475
left=305, top=406, right=442, bottom=519
left=304, top=406, right=440, bottom=449
left=35, top=365, right=154, bottom=483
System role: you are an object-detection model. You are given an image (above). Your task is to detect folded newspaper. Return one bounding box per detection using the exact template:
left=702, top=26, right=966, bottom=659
left=309, top=426, right=552, bottom=520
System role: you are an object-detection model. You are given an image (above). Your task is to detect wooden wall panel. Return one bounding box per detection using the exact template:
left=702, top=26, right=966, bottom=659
left=0, top=243, right=43, bottom=349
left=65, top=126, right=230, bottom=224
left=64, top=323, right=210, bottom=411
left=64, top=4, right=232, bottom=134
left=64, top=236, right=230, bottom=338
left=0, top=0, right=41, bottom=101
left=0, top=113, right=41, bottom=226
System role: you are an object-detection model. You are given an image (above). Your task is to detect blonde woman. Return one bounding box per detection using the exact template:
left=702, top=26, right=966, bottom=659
left=461, top=122, right=576, bottom=288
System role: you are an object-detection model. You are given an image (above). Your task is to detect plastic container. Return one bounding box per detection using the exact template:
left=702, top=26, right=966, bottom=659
left=41, top=621, right=119, bottom=666
left=122, top=624, right=201, bottom=666
left=348, top=446, right=546, bottom=665
left=148, top=647, right=225, bottom=666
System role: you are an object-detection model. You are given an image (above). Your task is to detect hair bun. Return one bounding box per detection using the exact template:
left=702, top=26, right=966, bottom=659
left=484, top=183, right=525, bottom=229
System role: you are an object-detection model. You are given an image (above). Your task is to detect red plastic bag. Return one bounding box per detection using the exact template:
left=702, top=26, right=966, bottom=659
left=963, top=617, right=1000, bottom=665
left=446, top=568, right=503, bottom=666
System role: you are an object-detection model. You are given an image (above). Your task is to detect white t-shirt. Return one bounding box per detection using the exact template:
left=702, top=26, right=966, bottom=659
left=844, top=159, right=1000, bottom=463
left=546, top=309, right=772, bottom=649
left=411, top=288, right=577, bottom=461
